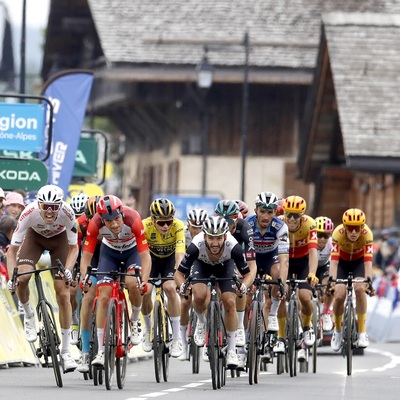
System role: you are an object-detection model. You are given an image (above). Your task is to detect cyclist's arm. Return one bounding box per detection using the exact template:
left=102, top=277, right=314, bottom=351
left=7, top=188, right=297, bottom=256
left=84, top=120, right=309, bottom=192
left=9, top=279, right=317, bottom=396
left=139, top=249, right=151, bottom=283
left=6, top=244, right=18, bottom=278
left=278, top=253, right=289, bottom=283
left=80, top=250, right=93, bottom=278
left=308, top=247, right=318, bottom=276
left=364, top=260, right=373, bottom=279
left=65, top=243, right=79, bottom=272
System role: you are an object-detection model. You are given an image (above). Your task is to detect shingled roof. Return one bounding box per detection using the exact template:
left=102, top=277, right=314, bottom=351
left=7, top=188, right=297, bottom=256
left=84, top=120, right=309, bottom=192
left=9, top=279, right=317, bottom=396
left=87, top=1, right=400, bottom=71
left=324, top=12, right=400, bottom=162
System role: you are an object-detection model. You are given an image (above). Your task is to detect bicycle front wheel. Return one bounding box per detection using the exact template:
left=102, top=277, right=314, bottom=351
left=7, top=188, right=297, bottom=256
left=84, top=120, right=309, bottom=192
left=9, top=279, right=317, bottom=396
left=116, top=300, right=129, bottom=389
left=104, top=300, right=118, bottom=390
left=153, top=299, right=163, bottom=383
left=208, top=302, right=219, bottom=390
left=345, top=301, right=355, bottom=376
left=312, top=300, right=320, bottom=373
left=248, top=301, right=261, bottom=385
left=161, top=308, right=170, bottom=382
left=287, top=300, right=299, bottom=377
left=188, top=308, right=200, bottom=374
left=38, top=302, right=63, bottom=388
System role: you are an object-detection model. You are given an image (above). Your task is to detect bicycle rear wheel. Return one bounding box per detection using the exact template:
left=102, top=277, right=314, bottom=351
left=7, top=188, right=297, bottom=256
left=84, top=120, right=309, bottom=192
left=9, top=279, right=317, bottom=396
left=287, top=300, right=299, bottom=377
left=153, top=299, right=163, bottom=383
left=208, top=302, right=219, bottom=390
left=104, top=300, right=117, bottom=390
left=188, top=308, right=200, bottom=374
left=38, top=302, right=63, bottom=387
left=345, top=302, right=354, bottom=376
left=116, top=300, right=129, bottom=389
left=89, top=314, right=102, bottom=386
left=248, top=301, right=261, bottom=385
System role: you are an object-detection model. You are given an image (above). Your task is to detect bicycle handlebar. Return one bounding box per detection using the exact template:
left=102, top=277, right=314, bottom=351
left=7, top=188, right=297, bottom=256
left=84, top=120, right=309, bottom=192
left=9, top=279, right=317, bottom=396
left=326, top=275, right=374, bottom=296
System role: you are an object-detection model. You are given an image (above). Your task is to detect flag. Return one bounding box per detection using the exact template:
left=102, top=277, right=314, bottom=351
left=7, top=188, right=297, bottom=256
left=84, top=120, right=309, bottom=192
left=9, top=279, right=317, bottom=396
left=41, top=70, right=93, bottom=196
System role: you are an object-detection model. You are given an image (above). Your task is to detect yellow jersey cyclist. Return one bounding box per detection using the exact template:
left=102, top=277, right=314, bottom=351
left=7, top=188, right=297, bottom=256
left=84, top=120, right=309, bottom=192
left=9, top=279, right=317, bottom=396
left=280, top=195, right=318, bottom=361
left=330, top=208, right=375, bottom=351
left=141, top=198, right=186, bottom=358
left=178, top=208, right=208, bottom=360
left=315, top=216, right=335, bottom=332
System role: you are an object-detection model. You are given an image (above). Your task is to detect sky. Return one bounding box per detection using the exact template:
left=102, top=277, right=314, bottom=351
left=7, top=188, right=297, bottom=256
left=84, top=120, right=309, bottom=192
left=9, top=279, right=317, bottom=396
left=0, top=0, right=50, bottom=75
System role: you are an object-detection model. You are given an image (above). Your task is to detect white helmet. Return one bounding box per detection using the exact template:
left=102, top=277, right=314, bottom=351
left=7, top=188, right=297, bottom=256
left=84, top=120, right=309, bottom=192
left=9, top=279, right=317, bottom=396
left=255, top=191, right=279, bottom=210
left=187, top=208, right=208, bottom=227
left=37, top=184, right=64, bottom=204
left=202, top=216, right=229, bottom=236
left=70, top=193, right=89, bottom=215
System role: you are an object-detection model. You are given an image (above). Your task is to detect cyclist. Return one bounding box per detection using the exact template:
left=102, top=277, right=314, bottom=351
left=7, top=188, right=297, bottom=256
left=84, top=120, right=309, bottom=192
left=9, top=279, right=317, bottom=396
left=281, top=195, right=318, bottom=361
left=330, top=208, right=375, bottom=351
left=68, top=192, right=90, bottom=345
left=178, top=208, right=208, bottom=361
left=246, top=192, right=289, bottom=354
left=175, top=216, right=253, bottom=368
left=235, top=199, right=249, bottom=219
left=75, top=196, right=102, bottom=373
left=315, top=216, right=335, bottom=331
left=141, top=198, right=186, bottom=358
left=215, top=200, right=256, bottom=349
left=80, top=195, right=151, bottom=367
left=6, top=184, right=79, bottom=372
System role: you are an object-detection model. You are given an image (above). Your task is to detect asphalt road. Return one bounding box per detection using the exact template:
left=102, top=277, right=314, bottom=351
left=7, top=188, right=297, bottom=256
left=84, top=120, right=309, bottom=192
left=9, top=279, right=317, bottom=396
left=1, top=341, right=400, bottom=399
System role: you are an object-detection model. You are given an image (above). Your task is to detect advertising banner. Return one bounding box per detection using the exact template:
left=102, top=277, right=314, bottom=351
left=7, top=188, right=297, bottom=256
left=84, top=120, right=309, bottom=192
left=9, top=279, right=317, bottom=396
left=0, top=103, right=45, bottom=152
left=42, top=70, right=93, bottom=196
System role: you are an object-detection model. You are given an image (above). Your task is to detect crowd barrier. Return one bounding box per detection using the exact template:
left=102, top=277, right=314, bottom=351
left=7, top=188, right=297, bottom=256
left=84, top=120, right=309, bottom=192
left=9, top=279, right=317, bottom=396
left=367, top=274, right=400, bottom=343
left=0, top=272, right=150, bottom=368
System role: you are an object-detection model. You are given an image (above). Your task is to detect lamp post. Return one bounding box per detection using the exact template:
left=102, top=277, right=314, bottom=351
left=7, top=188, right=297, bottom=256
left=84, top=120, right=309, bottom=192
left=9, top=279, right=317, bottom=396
left=240, top=32, right=250, bottom=201
left=196, top=49, right=214, bottom=196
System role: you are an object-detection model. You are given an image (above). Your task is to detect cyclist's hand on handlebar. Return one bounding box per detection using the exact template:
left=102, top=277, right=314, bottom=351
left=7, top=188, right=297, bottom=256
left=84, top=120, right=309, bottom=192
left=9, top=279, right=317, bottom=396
left=365, top=283, right=376, bottom=297
left=179, top=282, right=189, bottom=297
left=79, top=278, right=92, bottom=293
left=238, top=283, right=247, bottom=296
left=140, top=282, right=148, bottom=295
left=307, top=273, right=319, bottom=287
left=7, top=278, right=17, bottom=292
left=62, top=269, right=73, bottom=284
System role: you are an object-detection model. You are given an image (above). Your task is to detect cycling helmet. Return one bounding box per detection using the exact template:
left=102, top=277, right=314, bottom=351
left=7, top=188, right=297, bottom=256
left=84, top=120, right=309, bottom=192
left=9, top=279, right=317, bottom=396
left=283, top=195, right=307, bottom=213
left=187, top=208, right=208, bottom=227
left=276, top=198, right=285, bottom=216
left=97, top=195, right=123, bottom=220
left=215, top=200, right=240, bottom=219
left=255, top=192, right=279, bottom=210
left=235, top=200, right=249, bottom=219
left=342, top=208, right=366, bottom=226
left=315, top=216, right=334, bottom=233
left=37, top=184, right=64, bottom=204
left=202, top=216, right=229, bottom=236
left=85, top=195, right=101, bottom=219
left=150, top=198, right=175, bottom=218
left=70, top=193, right=89, bottom=216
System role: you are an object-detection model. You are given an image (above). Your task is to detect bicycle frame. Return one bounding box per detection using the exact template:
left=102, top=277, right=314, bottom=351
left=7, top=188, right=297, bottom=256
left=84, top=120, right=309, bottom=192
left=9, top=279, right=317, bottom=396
left=11, top=259, right=67, bottom=388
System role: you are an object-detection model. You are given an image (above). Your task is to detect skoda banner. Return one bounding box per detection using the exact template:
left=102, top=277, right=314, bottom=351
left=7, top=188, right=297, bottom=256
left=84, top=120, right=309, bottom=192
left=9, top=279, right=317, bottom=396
left=42, top=70, right=94, bottom=195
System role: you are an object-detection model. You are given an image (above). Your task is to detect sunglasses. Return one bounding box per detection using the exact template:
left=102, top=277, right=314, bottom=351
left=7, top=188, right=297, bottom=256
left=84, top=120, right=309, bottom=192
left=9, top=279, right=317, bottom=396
left=317, top=232, right=330, bottom=239
left=156, top=219, right=173, bottom=227
left=39, top=203, right=61, bottom=212
left=345, top=225, right=362, bottom=233
left=285, top=212, right=302, bottom=220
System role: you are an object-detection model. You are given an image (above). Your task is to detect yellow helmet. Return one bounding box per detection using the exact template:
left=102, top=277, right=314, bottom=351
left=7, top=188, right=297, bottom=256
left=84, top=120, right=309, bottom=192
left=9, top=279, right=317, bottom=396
left=315, top=216, right=334, bottom=233
left=342, top=208, right=366, bottom=226
left=150, top=198, right=175, bottom=218
left=283, top=195, right=306, bottom=213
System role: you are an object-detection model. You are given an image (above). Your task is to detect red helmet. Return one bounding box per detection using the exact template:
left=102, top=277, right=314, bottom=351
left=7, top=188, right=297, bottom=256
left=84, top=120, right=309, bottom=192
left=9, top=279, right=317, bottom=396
left=276, top=198, right=285, bottom=216
left=97, top=195, right=123, bottom=220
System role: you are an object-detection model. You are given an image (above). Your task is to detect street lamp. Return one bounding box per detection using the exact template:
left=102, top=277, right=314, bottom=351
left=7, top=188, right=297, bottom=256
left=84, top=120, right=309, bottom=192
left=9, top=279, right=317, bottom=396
left=196, top=49, right=213, bottom=196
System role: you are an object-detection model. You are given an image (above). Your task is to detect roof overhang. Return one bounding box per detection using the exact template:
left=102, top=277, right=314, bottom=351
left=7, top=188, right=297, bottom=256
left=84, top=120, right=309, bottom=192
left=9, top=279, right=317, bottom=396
left=346, top=156, right=400, bottom=173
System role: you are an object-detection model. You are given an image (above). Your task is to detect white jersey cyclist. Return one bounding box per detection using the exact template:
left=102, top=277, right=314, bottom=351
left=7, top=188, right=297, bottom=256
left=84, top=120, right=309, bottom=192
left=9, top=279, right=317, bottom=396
left=318, top=236, right=332, bottom=267
left=12, top=201, right=77, bottom=245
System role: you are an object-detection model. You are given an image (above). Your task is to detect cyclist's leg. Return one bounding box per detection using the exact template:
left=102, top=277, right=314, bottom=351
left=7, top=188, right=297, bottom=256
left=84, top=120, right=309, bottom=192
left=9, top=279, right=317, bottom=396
left=331, top=263, right=347, bottom=351
left=353, top=260, right=369, bottom=346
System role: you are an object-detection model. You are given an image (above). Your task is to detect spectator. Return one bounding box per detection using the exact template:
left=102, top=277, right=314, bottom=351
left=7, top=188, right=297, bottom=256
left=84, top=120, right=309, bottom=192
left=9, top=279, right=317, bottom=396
left=4, top=192, right=25, bottom=219
left=0, top=215, right=17, bottom=277
left=0, top=188, right=5, bottom=218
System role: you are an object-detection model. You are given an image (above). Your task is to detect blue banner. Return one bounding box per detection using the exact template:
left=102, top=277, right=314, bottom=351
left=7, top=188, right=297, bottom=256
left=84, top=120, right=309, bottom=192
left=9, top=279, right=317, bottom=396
left=0, top=103, right=45, bottom=151
left=41, top=70, right=93, bottom=196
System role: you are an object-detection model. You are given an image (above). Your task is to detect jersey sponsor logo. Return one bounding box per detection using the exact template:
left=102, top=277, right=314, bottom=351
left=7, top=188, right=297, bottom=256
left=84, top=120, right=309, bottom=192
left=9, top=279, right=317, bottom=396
left=271, top=220, right=281, bottom=230
left=311, top=231, right=318, bottom=240
left=366, top=244, right=374, bottom=254
left=279, top=234, right=288, bottom=242
left=19, top=206, right=35, bottom=221
left=331, top=243, right=338, bottom=252
left=296, top=238, right=307, bottom=247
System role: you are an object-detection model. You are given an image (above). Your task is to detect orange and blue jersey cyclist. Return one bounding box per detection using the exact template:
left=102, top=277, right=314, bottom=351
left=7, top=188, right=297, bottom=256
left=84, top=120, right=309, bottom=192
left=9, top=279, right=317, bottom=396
left=329, top=208, right=375, bottom=352
left=281, top=195, right=318, bottom=357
